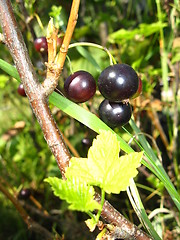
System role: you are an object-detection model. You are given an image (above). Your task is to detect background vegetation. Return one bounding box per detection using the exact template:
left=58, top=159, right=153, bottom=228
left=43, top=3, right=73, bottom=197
left=0, top=0, right=179, bottom=239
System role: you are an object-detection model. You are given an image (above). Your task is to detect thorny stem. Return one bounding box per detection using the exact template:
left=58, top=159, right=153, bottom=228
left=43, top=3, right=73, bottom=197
left=0, top=1, right=152, bottom=239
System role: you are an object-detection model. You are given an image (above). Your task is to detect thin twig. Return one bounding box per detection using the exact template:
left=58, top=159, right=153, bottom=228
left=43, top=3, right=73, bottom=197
left=147, top=101, right=171, bottom=159
left=42, top=0, right=80, bottom=96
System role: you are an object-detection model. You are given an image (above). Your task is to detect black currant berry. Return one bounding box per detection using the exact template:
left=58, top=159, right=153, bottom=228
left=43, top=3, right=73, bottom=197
left=34, top=37, right=48, bottom=52
left=18, top=188, right=31, bottom=200
left=81, top=138, right=92, bottom=148
left=17, top=83, right=26, bottom=97
left=98, top=63, right=139, bottom=102
left=131, top=77, right=142, bottom=99
left=57, top=36, right=64, bottom=47
left=64, top=71, right=96, bottom=103
left=99, top=99, right=132, bottom=128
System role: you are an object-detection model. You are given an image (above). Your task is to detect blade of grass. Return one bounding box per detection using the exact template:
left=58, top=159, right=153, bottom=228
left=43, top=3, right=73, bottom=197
left=128, top=179, right=161, bottom=240
left=129, top=119, right=180, bottom=211
left=0, top=59, right=21, bottom=81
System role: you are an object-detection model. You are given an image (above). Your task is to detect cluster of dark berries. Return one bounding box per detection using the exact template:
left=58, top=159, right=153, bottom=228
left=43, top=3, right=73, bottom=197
left=17, top=37, right=142, bottom=128
left=98, top=64, right=142, bottom=128
left=64, top=63, right=142, bottom=128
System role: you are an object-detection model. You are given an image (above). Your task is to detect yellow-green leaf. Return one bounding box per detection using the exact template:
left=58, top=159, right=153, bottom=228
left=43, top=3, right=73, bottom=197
left=44, top=177, right=101, bottom=212
left=65, top=130, right=143, bottom=194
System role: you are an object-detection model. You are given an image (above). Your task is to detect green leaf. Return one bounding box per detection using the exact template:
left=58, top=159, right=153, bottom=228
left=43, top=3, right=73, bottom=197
left=108, top=22, right=167, bottom=43
left=49, top=5, right=67, bottom=31
left=139, top=22, right=168, bottom=37
left=109, top=28, right=139, bottom=42
left=129, top=119, right=180, bottom=211
left=66, top=130, right=143, bottom=194
left=44, top=177, right=101, bottom=212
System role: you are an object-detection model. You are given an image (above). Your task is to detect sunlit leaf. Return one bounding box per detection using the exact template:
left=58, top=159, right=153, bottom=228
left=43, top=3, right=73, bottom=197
left=66, top=130, right=143, bottom=194
left=44, top=177, right=101, bottom=212
left=109, top=28, right=139, bottom=42
left=139, top=22, right=167, bottom=36
left=108, top=22, right=167, bottom=43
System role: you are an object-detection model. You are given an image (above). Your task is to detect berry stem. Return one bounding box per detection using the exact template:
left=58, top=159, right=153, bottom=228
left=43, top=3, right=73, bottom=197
left=69, top=42, right=117, bottom=65
left=34, top=13, right=45, bottom=32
